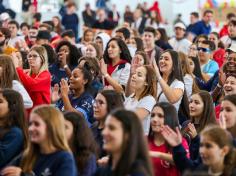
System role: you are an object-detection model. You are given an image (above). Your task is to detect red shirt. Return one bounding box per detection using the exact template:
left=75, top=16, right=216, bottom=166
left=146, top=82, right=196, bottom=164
left=148, top=137, right=189, bottom=176
left=105, top=59, right=127, bottom=86
left=213, top=48, right=225, bottom=68
left=17, top=68, right=51, bottom=113
left=219, top=24, right=229, bottom=38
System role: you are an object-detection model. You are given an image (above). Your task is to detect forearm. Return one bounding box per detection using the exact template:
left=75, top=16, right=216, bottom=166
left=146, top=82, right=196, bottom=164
left=211, top=85, right=222, bottom=102
left=104, top=75, right=124, bottom=93
left=150, top=151, right=174, bottom=164
left=158, top=78, right=182, bottom=104
left=125, top=75, right=135, bottom=97
left=61, top=94, right=76, bottom=112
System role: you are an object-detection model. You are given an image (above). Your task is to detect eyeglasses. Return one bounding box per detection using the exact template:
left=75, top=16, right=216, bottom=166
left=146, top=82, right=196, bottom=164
left=197, top=47, right=211, bottom=53
left=27, top=54, right=40, bottom=59
left=92, top=99, right=106, bottom=106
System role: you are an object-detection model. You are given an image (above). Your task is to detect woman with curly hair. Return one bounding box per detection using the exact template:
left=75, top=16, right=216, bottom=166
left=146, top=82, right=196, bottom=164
left=49, top=40, right=82, bottom=86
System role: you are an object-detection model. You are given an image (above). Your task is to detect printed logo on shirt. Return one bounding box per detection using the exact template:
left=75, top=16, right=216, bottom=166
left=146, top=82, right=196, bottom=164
left=41, top=168, right=52, bottom=176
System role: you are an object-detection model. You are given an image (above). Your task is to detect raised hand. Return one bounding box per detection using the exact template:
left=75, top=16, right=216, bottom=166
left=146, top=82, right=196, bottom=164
left=187, top=123, right=197, bottom=139
left=161, top=126, right=182, bottom=147
left=51, top=84, right=60, bottom=103
left=60, top=79, right=70, bottom=97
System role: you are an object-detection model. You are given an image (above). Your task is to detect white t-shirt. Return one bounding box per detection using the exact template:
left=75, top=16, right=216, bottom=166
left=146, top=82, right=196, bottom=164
left=124, top=94, right=156, bottom=135
left=184, top=74, right=193, bottom=99
left=157, top=79, right=184, bottom=111
left=168, top=37, right=192, bottom=55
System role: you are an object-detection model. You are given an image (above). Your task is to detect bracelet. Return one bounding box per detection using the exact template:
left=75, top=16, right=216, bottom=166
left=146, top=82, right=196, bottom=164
left=64, top=64, right=68, bottom=69
left=217, top=83, right=222, bottom=88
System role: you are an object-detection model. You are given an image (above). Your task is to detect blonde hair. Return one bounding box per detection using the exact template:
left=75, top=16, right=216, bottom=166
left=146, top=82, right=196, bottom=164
left=20, top=105, right=70, bottom=173
left=29, top=45, right=48, bottom=76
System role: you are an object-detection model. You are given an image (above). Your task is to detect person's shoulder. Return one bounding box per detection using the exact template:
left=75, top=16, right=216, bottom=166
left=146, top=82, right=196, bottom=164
left=52, top=151, right=74, bottom=161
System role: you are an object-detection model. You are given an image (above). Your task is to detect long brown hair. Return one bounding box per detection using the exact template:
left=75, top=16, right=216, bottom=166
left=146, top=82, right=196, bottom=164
left=136, top=65, right=157, bottom=100
left=20, top=105, right=70, bottom=173
left=0, top=89, right=28, bottom=149
left=201, top=126, right=236, bottom=176
left=0, top=54, right=19, bottom=88
left=178, top=52, right=200, bottom=94
left=191, top=91, right=217, bottom=133
left=109, top=109, right=154, bottom=176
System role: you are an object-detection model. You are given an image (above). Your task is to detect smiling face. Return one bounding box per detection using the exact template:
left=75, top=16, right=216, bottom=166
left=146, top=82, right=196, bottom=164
left=69, top=68, right=87, bottom=90
left=102, top=115, right=124, bottom=154
left=226, top=52, right=236, bottom=72
left=159, top=52, right=173, bottom=75
left=131, top=66, right=147, bottom=91
left=28, top=113, right=48, bottom=144
left=93, top=93, right=108, bottom=121
left=220, top=100, right=236, bottom=129
left=189, top=94, right=204, bottom=118
left=150, top=106, right=164, bottom=133
left=107, top=40, right=121, bottom=60
left=133, top=53, right=145, bottom=65
left=223, top=76, right=236, bottom=95
left=200, top=135, right=226, bottom=169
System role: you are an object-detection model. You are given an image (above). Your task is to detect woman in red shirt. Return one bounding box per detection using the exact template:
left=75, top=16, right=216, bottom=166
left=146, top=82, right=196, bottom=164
left=13, top=45, right=51, bottom=113
left=148, top=102, right=189, bottom=176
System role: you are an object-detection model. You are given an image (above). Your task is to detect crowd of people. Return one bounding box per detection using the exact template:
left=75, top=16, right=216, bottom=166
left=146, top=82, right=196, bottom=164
left=0, top=0, right=235, bottom=176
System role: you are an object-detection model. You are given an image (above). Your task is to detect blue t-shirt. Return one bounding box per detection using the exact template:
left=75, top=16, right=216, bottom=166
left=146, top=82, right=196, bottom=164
left=0, top=127, right=23, bottom=169
left=190, top=20, right=211, bottom=36
left=49, top=63, right=75, bottom=86
left=33, top=151, right=77, bottom=176
left=201, top=59, right=219, bottom=77
left=56, top=92, right=94, bottom=127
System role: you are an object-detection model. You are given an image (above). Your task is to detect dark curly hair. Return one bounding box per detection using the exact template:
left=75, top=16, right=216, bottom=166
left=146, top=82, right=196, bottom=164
left=103, top=38, right=132, bottom=64
left=55, top=40, right=82, bottom=66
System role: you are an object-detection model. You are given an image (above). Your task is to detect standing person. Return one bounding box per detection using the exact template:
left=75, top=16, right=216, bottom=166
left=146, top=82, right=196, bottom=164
left=143, top=27, right=162, bottom=63
left=123, top=5, right=134, bottom=25
left=49, top=40, right=81, bottom=87
left=92, top=90, right=124, bottom=157
left=95, top=109, right=154, bottom=176
left=168, top=22, right=192, bottom=55
left=100, top=38, right=131, bottom=92
left=13, top=46, right=51, bottom=113
left=190, top=10, right=213, bottom=37
left=64, top=112, right=97, bottom=176
left=131, top=8, right=147, bottom=35
left=52, top=16, right=63, bottom=35
left=62, top=2, right=79, bottom=39
left=186, top=12, right=199, bottom=41
left=0, top=54, right=32, bottom=109
left=149, top=102, right=189, bottom=176
left=1, top=105, right=77, bottom=176
left=124, top=65, right=157, bottom=135
left=82, top=3, right=96, bottom=28
left=0, top=89, right=28, bottom=169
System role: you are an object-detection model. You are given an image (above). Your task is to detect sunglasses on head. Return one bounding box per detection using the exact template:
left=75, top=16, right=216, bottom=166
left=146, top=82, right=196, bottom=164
left=197, top=47, right=211, bottom=53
